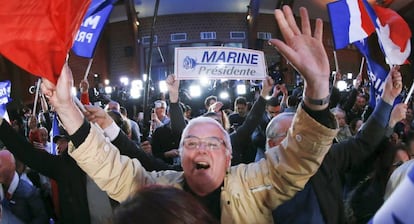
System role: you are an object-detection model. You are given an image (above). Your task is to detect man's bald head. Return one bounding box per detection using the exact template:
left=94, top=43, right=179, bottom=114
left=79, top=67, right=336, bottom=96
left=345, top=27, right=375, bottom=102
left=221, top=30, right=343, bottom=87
left=265, top=112, right=295, bottom=150
left=0, top=149, right=16, bottom=185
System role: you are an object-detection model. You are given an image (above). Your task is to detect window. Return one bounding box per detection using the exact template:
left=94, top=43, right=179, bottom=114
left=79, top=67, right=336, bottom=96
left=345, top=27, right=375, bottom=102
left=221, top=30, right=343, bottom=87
left=200, top=32, right=216, bottom=40
left=230, top=32, right=246, bottom=40
left=257, top=32, right=272, bottom=40
left=171, top=33, right=187, bottom=42
left=142, top=35, right=158, bottom=45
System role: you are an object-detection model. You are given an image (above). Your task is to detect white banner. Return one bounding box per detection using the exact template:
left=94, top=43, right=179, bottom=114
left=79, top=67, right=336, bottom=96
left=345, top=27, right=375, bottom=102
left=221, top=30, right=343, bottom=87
left=174, top=47, right=267, bottom=80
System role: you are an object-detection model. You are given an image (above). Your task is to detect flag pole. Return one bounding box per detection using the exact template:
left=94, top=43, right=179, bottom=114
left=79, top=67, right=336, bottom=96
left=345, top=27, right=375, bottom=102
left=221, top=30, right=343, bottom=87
left=83, top=58, right=94, bottom=80
left=404, top=81, right=414, bottom=104
left=333, top=51, right=339, bottom=72
left=32, top=78, right=42, bottom=116
left=359, top=57, right=365, bottom=74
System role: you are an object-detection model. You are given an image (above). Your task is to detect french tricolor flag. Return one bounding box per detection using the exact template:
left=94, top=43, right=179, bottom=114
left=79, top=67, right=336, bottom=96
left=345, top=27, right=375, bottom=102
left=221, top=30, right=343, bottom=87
left=327, top=0, right=375, bottom=50
left=361, top=0, right=411, bottom=65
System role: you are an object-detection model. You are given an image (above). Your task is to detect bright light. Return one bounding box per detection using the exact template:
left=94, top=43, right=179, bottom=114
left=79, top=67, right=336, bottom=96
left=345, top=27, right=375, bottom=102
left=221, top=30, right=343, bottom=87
left=236, top=84, right=246, bottom=95
left=353, top=79, right=357, bottom=87
left=104, top=79, right=110, bottom=85
left=159, top=80, right=168, bottom=93
left=105, top=86, right=112, bottom=94
left=337, top=80, right=348, bottom=91
left=143, top=74, right=148, bottom=82
left=189, top=85, right=201, bottom=97
left=200, top=76, right=210, bottom=86
left=71, top=87, right=77, bottom=96
left=347, top=73, right=353, bottom=80
left=130, top=87, right=141, bottom=99
left=120, top=77, right=129, bottom=86
left=131, top=80, right=143, bottom=89
left=94, top=73, right=99, bottom=78
left=219, top=91, right=229, bottom=100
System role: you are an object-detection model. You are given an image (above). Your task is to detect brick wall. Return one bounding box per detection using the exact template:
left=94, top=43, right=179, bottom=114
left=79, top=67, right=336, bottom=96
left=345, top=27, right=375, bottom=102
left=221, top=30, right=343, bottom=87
left=0, top=12, right=366, bottom=109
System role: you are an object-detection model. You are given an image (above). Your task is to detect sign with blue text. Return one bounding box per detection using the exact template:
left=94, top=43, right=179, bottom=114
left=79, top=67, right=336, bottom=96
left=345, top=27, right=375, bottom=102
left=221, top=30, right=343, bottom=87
left=72, top=2, right=114, bottom=58
left=174, top=47, right=267, bottom=80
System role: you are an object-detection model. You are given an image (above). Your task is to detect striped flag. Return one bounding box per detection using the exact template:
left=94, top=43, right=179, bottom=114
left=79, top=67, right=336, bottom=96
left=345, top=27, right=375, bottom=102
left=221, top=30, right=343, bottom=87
left=327, top=0, right=375, bottom=50
left=361, top=0, right=411, bottom=65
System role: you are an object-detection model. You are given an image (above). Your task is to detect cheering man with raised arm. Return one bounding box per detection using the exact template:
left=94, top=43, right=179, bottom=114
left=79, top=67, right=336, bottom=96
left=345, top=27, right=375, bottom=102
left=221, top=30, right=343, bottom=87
left=37, top=6, right=338, bottom=223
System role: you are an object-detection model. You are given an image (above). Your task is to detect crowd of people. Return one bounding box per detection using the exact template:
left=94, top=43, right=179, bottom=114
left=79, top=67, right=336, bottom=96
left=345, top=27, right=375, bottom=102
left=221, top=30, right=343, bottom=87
left=0, top=5, right=413, bottom=224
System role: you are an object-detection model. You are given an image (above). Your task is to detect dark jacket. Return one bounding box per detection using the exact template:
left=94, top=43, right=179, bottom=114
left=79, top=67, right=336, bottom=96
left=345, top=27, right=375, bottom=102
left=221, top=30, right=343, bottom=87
left=3, top=178, right=48, bottom=224
left=0, top=119, right=170, bottom=224
left=274, top=99, right=392, bottom=224
left=0, top=121, right=91, bottom=224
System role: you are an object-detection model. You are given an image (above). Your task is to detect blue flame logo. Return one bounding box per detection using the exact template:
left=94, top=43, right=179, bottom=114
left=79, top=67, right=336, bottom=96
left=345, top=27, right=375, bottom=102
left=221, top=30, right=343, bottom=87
left=183, top=56, right=197, bottom=70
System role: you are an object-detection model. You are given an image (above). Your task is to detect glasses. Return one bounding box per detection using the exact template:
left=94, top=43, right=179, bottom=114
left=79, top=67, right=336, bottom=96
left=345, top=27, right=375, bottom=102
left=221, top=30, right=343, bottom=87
left=183, top=136, right=225, bottom=150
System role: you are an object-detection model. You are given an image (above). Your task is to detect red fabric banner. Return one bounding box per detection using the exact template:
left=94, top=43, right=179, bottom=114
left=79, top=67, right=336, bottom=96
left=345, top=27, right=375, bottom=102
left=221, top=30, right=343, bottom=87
left=0, top=0, right=91, bottom=84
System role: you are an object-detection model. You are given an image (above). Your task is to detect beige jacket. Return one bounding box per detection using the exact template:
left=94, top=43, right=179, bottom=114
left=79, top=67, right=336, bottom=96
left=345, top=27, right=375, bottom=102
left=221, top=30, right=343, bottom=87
left=69, top=105, right=338, bottom=223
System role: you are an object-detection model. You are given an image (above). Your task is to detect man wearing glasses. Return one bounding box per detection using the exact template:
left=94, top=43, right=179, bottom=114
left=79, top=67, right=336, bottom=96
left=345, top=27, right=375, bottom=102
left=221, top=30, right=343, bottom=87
left=37, top=6, right=339, bottom=223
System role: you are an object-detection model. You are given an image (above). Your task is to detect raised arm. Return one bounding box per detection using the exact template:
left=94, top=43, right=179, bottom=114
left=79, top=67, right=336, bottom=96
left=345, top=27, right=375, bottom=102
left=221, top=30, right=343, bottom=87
left=270, top=6, right=330, bottom=111
left=244, top=6, right=338, bottom=209
left=332, top=66, right=404, bottom=172
left=166, top=74, right=187, bottom=136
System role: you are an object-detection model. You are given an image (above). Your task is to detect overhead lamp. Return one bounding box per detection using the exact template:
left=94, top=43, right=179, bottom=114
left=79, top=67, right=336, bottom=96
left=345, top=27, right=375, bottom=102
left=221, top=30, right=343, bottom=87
left=120, top=77, right=129, bottom=86
left=219, top=91, right=229, bottom=100
left=189, top=84, right=201, bottom=97
left=159, top=80, right=168, bottom=93
left=131, top=80, right=143, bottom=89
left=105, top=86, right=112, bottom=94
left=337, top=80, right=348, bottom=92
left=236, top=84, right=246, bottom=95
left=130, top=87, right=141, bottom=99
left=200, top=76, right=210, bottom=86
left=104, top=79, right=110, bottom=85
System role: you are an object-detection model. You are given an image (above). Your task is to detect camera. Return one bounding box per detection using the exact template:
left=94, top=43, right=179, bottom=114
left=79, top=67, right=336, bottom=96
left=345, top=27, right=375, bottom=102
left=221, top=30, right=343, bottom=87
left=268, top=63, right=285, bottom=85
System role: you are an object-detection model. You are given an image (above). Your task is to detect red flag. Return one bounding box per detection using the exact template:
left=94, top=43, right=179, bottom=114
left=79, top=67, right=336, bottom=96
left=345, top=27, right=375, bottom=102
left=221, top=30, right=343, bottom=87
left=0, top=0, right=91, bottom=84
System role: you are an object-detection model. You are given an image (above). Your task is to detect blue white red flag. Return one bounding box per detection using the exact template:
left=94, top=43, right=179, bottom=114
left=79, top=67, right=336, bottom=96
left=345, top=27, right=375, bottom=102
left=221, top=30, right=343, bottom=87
left=327, top=0, right=375, bottom=50
left=361, top=0, right=411, bottom=65
left=369, top=165, right=414, bottom=223
left=50, top=112, right=59, bottom=155
left=0, top=81, right=11, bottom=122
left=354, top=39, right=402, bottom=108
left=72, top=0, right=115, bottom=58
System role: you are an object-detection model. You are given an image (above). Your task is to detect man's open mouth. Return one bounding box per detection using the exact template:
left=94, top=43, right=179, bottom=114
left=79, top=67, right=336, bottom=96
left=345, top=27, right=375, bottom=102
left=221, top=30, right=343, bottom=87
left=195, top=161, right=210, bottom=169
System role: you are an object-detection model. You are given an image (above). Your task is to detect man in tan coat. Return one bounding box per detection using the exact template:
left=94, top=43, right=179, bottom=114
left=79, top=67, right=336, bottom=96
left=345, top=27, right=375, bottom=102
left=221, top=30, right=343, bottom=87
left=38, top=6, right=338, bottom=223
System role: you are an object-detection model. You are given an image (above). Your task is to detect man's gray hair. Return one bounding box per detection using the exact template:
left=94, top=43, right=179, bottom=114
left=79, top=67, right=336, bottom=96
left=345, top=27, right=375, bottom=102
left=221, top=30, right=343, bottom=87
left=179, top=116, right=232, bottom=157
left=265, top=112, right=295, bottom=150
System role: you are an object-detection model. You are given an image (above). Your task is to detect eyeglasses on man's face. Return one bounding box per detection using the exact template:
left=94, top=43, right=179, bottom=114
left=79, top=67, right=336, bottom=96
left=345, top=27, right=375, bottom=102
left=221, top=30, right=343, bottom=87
left=183, top=136, right=225, bottom=151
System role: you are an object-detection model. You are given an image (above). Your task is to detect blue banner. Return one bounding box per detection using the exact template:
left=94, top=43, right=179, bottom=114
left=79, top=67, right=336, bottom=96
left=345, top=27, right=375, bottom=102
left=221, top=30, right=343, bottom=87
left=0, top=80, right=11, bottom=118
left=354, top=39, right=402, bottom=108
left=84, top=0, right=116, bottom=18
left=72, top=3, right=114, bottom=58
